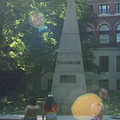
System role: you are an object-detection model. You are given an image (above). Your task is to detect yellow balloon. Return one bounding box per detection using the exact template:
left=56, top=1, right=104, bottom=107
left=71, top=93, right=102, bottom=117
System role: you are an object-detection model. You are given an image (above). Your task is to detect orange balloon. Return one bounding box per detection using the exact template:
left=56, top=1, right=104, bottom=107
left=71, top=93, right=102, bottom=116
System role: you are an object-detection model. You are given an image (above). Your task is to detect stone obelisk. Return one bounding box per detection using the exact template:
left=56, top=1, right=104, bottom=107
left=51, top=0, right=86, bottom=115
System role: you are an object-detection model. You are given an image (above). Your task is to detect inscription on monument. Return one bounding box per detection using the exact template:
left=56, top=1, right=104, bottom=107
left=60, top=75, right=76, bottom=83
left=57, top=61, right=80, bottom=64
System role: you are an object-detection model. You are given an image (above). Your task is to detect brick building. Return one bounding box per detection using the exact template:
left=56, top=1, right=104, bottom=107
left=85, top=0, right=120, bottom=91
left=40, top=0, right=120, bottom=93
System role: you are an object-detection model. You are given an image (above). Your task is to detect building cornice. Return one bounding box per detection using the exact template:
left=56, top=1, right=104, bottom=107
left=99, top=14, right=120, bottom=17
left=93, top=47, right=120, bottom=50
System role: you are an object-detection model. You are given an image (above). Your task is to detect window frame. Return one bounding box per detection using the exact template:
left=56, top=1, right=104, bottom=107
left=87, top=25, right=93, bottom=36
left=99, top=56, right=109, bottom=72
left=115, top=3, right=120, bottom=13
left=86, top=79, right=92, bottom=92
left=116, top=80, right=120, bottom=90
left=116, top=24, right=120, bottom=43
left=116, top=56, right=120, bottom=72
left=47, top=79, right=52, bottom=91
left=99, top=4, right=110, bottom=14
left=99, top=24, right=110, bottom=44
left=89, top=5, right=93, bottom=11
left=99, top=79, right=109, bottom=90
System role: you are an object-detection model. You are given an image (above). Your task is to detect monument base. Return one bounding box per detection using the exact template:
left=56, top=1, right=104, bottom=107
left=56, top=101, right=74, bottom=115
left=51, top=86, right=86, bottom=115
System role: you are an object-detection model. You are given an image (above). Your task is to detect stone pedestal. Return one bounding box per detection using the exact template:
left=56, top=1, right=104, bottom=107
left=51, top=0, right=86, bottom=114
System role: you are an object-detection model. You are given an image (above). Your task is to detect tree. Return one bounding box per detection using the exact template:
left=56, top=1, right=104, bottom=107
left=0, top=0, right=100, bottom=95
left=0, top=0, right=66, bottom=95
left=76, top=0, right=101, bottom=73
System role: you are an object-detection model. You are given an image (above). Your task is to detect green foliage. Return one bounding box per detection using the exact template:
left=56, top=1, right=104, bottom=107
left=75, top=0, right=100, bottom=73
left=103, top=90, right=120, bottom=115
left=0, top=0, right=99, bottom=72
left=0, top=0, right=102, bottom=95
left=0, top=91, right=120, bottom=116
left=0, top=0, right=61, bottom=73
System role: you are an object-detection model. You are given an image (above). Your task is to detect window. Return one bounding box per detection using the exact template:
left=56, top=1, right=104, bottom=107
left=116, top=3, right=120, bottom=13
left=47, top=79, right=52, bottom=91
left=99, top=24, right=109, bottom=31
left=87, top=25, right=93, bottom=36
left=87, top=25, right=93, bottom=32
left=116, top=80, right=120, bottom=90
left=99, top=24, right=110, bottom=44
left=116, top=24, right=120, bottom=43
left=99, top=56, right=109, bottom=72
left=99, top=80, right=109, bottom=90
left=116, top=33, right=120, bottom=43
left=86, top=79, right=92, bottom=92
left=89, top=5, right=93, bottom=11
left=99, top=4, right=110, bottom=14
left=116, top=56, right=120, bottom=72
left=99, top=79, right=109, bottom=90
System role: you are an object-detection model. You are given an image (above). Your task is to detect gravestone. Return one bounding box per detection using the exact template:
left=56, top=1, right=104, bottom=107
left=51, top=0, right=86, bottom=114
